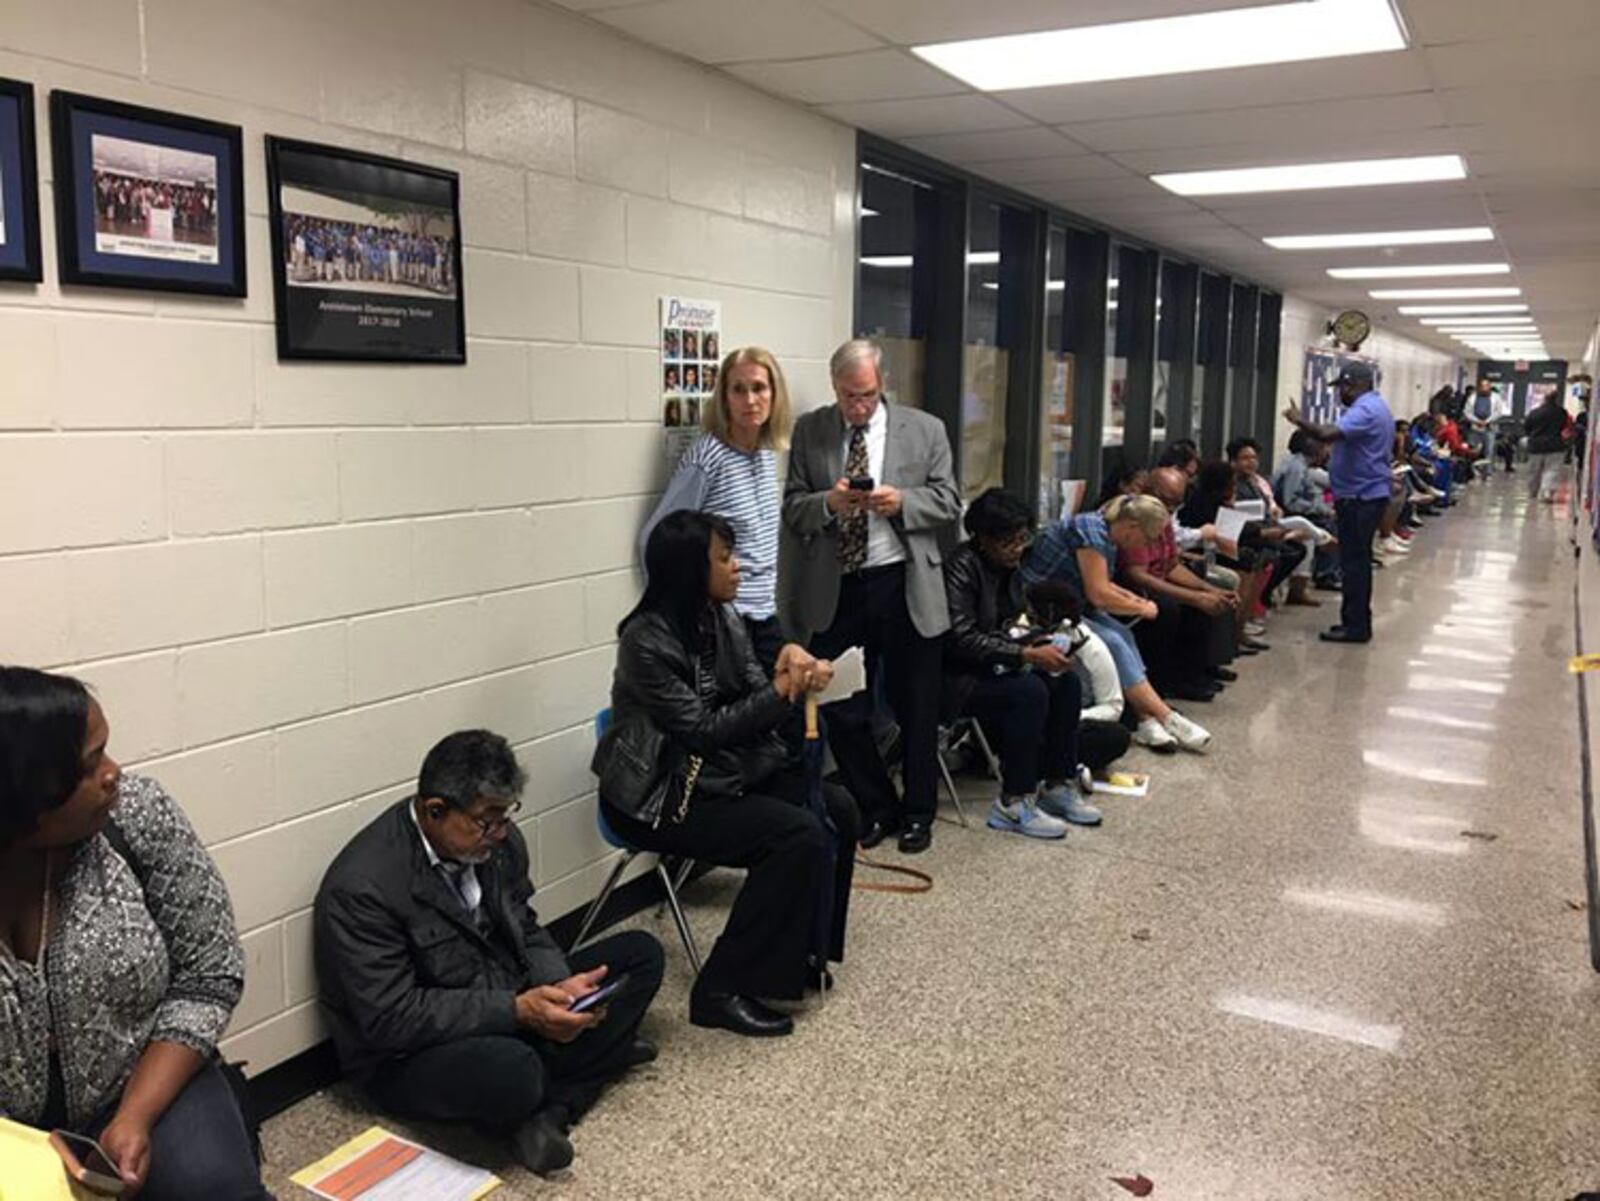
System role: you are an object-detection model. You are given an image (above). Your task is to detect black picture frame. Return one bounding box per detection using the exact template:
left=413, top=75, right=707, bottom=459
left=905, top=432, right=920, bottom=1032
left=49, top=90, right=245, bottom=296
left=265, top=136, right=466, bottom=364
left=0, top=78, right=43, bottom=283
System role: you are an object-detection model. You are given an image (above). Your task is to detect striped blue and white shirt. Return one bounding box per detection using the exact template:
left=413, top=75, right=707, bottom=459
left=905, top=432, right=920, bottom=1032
left=639, top=433, right=780, bottom=619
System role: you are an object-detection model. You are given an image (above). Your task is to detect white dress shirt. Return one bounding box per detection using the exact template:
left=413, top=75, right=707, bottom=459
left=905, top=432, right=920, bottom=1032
left=839, top=401, right=906, bottom=569
left=408, top=799, right=482, bottom=916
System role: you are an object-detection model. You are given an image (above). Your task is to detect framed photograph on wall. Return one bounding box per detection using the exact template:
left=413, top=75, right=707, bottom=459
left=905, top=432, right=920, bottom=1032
left=49, top=91, right=245, bottom=295
left=0, top=78, right=43, bottom=283
left=265, top=136, right=465, bottom=363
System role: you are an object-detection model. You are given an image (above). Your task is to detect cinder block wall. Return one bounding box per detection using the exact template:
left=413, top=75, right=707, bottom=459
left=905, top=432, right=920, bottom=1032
left=0, top=0, right=855, bottom=1074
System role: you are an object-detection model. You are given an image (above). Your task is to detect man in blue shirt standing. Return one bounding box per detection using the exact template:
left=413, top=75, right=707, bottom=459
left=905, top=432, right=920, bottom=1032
left=1282, top=362, right=1393, bottom=644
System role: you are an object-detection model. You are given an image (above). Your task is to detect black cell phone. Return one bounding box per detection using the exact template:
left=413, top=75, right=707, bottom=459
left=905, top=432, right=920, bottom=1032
left=51, top=1130, right=125, bottom=1195
left=848, top=475, right=875, bottom=491
left=570, top=971, right=631, bottom=1014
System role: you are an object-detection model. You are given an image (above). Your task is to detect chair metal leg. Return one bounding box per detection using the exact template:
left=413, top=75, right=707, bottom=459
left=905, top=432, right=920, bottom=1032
left=569, top=851, right=634, bottom=953
left=935, top=748, right=971, bottom=828
left=656, top=862, right=704, bottom=975
left=970, top=721, right=1003, bottom=782
left=653, top=855, right=697, bottom=918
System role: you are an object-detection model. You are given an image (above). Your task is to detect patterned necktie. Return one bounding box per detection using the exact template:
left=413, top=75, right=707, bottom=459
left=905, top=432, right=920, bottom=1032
left=838, top=424, right=869, bottom=574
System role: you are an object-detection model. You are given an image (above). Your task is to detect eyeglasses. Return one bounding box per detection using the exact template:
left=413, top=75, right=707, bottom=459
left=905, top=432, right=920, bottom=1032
left=988, top=530, right=1035, bottom=553
left=464, top=801, right=521, bottom=836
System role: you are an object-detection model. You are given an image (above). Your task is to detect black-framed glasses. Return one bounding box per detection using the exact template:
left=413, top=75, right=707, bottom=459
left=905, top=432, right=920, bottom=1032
left=464, top=801, right=521, bottom=836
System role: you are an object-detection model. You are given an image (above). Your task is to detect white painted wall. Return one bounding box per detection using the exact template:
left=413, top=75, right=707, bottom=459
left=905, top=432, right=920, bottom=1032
left=0, top=0, right=855, bottom=1073
left=1275, top=293, right=1462, bottom=458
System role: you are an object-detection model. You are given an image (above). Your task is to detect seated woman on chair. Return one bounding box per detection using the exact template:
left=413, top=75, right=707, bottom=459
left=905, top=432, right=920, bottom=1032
left=597, top=510, right=859, bottom=1038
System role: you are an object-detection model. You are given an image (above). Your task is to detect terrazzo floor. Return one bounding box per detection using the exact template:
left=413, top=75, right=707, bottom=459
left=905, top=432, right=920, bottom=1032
left=260, top=473, right=1600, bottom=1200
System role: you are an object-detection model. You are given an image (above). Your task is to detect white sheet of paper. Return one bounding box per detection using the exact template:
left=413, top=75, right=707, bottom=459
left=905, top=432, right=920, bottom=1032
left=1060, top=478, right=1087, bottom=518
left=816, top=645, right=867, bottom=706
left=1231, top=498, right=1265, bottom=520
left=1215, top=506, right=1251, bottom=546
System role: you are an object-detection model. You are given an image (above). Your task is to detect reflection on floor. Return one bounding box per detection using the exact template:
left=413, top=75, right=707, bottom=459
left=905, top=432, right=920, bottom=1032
left=261, top=475, right=1600, bottom=1200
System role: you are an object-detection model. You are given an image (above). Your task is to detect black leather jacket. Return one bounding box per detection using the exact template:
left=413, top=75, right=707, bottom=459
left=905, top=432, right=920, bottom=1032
left=601, top=605, right=790, bottom=819
left=1525, top=401, right=1568, bottom=455
left=942, top=542, right=1028, bottom=715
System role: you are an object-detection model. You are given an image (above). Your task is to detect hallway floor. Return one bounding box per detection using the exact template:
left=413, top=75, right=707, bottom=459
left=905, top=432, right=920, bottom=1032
left=261, top=474, right=1600, bottom=1200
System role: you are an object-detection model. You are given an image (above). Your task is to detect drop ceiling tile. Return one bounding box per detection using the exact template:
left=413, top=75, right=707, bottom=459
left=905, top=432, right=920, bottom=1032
left=1423, top=34, right=1600, bottom=83
left=818, top=93, right=1032, bottom=137
left=982, top=154, right=1127, bottom=186
left=809, top=0, right=1246, bottom=46
left=1197, top=187, right=1486, bottom=230
left=1003, top=51, right=1430, bottom=125
left=899, top=125, right=1087, bottom=164
left=1107, top=128, right=1468, bottom=174
left=722, top=49, right=966, bottom=105
left=597, top=0, right=882, bottom=64
left=1060, top=92, right=1448, bottom=154
left=1400, top=0, right=1600, bottom=45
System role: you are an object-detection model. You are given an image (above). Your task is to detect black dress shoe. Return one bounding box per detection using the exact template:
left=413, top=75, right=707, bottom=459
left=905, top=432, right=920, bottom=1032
left=513, top=1110, right=575, bottom=1177
left=1320, top=628, right=1371, bottom=644
left=1207, top=666, right=1239, bottom=682
left=1241, top=637, right=1271, bottom=652
left=689, top=991, right=794, bottom=1037
left=622, top=1038, right=658, bottom=1068
left=897, top=820, right=932, bottom=854
left=859, top=815, right=900, bottom=850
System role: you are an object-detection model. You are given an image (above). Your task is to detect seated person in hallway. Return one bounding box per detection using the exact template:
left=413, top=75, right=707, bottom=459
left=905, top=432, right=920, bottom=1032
left=1273, top=430, right=1342, bottom=589
left=0, top=667, right=267, bottom=1201
left=1227, top=436, right=1318, bottom=608
left=1123, top=467, right=1241, bottom=701
left=942, top=488, right=1104, bottom=841
left=1024, top=581, right=1135, bottom=775
left=598, top=511, right=857, bottom=1039
left=314, top=730, right=665, bottom=1177
left=1094, top=458, right=1148, bottom=508
left=1020, top=494, right=1212, bottom=754
left=1177, top=462, right=1272, bottom=654
left=1156, top=439, right=1201, bottom=482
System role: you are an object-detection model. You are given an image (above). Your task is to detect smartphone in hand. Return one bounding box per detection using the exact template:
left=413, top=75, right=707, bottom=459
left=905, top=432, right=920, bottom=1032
left=569, top=971, right=631, bottom=1014
left=51, top=1130, right=126, bottom=1196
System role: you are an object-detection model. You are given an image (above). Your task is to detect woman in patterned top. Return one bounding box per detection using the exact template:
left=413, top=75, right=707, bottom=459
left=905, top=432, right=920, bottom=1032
left=0, top=667, right=268, bottom=1199
left=641, top=346, right=793, bottom=671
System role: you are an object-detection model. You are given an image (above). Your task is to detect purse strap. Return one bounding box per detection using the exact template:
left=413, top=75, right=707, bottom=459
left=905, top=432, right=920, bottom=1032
left=851, top=849, right=933, bottom=894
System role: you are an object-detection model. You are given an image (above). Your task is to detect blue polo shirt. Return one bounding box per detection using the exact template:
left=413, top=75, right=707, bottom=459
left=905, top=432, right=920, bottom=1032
left=1330, top=389, right=1394, bottom=501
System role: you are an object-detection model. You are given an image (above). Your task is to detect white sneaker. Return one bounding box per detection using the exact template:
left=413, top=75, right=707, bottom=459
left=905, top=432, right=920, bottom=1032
left=1245, top=619, right=1268, bottom=638
left=1382, top=535, right=1411, bottom=555
left=1163, top=711, right=1212, bottom=753
left=1133, top=717, right=1178, bottom=752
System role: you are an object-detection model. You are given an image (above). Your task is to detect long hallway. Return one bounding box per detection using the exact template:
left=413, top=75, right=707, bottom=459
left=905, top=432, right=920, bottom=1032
left=262, top=475, right=1599, bottom=1200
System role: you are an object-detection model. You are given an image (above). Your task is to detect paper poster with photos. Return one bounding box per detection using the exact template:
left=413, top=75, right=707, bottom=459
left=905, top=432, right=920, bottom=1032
left=0, top=78, right=42, bottom=283
left=50, top=91, right=244, bottom=295
left=660, top=295, right=721, bottom=462
left=266, top=137, right=464, bottom=363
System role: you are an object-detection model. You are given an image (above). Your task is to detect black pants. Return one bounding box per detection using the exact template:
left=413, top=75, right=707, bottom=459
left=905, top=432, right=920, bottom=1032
left=603, top=770, right=858, bottom=999
left=367, top=931, right=663, bottom=1127
left=961, top=671, right=1081, bottom=797
left=810, top=563, right=941, bottom=825
left=1261, top=540, right=1306, bottom=602
left=1335, top=496, right=1387, bottom=638
left=1133, top=594, right=1216, bottom=690
left=77, top=1062, right=268, bottom=1201
left=1079, top=719, right=1131, bottom=773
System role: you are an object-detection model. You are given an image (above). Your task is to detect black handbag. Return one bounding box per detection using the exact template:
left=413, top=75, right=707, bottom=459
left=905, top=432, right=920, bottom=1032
left=592, top=716, right=702, bottom=829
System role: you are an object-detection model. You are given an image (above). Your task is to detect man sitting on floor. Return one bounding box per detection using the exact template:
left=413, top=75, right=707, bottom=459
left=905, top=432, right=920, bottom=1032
left=314, top=729, right=665, bottom=1177
left=942, top=488, right=1103, bottom=839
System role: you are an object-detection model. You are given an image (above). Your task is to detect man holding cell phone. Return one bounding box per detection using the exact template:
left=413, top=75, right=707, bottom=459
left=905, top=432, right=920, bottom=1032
left=314, top=730, right=665, bottom=1178
left=779, top=338, right=963, bottom=854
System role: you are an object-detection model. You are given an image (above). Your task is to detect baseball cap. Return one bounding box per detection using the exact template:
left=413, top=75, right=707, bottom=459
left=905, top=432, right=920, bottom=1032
left=1335, top=361, right=1375, bottom=387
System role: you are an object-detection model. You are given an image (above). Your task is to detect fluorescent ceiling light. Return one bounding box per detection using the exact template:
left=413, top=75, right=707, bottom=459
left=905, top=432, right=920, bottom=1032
left=1370, top=287, right=1520, bottom=300
left=1154, top=154, right=1463, bottom=197
left=860, top=252, right=1000, bottom=268
left=1397, top=303, right=1528, bottom=315
left=860, top=207, right=880, bottom=218
left=1265, top=227, right=1494, bottom=250
left=912, top=0, right=1406, bottom=91
left=1419, top=315, right=1533, bottom=326
left=1327, top=263, right=1511, bottom=280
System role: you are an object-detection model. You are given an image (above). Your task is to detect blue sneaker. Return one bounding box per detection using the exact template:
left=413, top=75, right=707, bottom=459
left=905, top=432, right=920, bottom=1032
left=986, top=796, right=1068, bottom=840
left=1038, top=782, right=1103, bottom=826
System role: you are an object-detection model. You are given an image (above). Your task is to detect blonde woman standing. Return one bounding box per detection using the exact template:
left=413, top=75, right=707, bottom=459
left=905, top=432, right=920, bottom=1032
left=641, top=346, right=793, bottom=669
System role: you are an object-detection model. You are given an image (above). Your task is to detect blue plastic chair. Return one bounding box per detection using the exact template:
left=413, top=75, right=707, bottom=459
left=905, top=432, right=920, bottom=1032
left=569, top=709, right=702, bottom=973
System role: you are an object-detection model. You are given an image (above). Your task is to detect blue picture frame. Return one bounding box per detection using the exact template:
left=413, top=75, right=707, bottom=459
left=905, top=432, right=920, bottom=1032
left=0, top=78, right=43, bottom=283
left=50, top=90, right=245, bottom=296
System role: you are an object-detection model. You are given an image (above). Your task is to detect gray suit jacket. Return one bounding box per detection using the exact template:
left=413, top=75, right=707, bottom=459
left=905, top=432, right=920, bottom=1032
left=779, top=401, right=962, bottom=642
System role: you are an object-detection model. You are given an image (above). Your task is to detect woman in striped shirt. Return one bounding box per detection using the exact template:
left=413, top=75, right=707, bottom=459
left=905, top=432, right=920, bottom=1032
left=641, top=346, right=793, bottom=671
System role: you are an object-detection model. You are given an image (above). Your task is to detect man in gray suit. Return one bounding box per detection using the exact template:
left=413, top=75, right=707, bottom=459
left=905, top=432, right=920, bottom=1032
left=780, top=339, right=962, bottom=853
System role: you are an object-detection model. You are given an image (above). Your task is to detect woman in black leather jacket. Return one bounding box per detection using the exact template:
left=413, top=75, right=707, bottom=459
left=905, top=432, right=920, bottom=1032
left=598, top=510, right=858, bottom=1038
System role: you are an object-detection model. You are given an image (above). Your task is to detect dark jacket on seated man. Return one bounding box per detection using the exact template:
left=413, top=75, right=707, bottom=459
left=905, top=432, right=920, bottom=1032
left=315, top=797, right=573, bottom=1081
left=314, top=730, right=664, bottom=1175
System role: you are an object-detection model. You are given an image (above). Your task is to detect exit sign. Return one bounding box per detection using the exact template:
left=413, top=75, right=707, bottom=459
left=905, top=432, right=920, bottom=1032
left=1515, top=360, right=1529, bottom=371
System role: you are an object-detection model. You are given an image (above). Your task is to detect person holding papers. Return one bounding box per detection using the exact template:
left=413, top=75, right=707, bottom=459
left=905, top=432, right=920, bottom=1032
left=597, top=511, right=858, bottom=1038
left=314, top=730, right=665, bottom=1178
